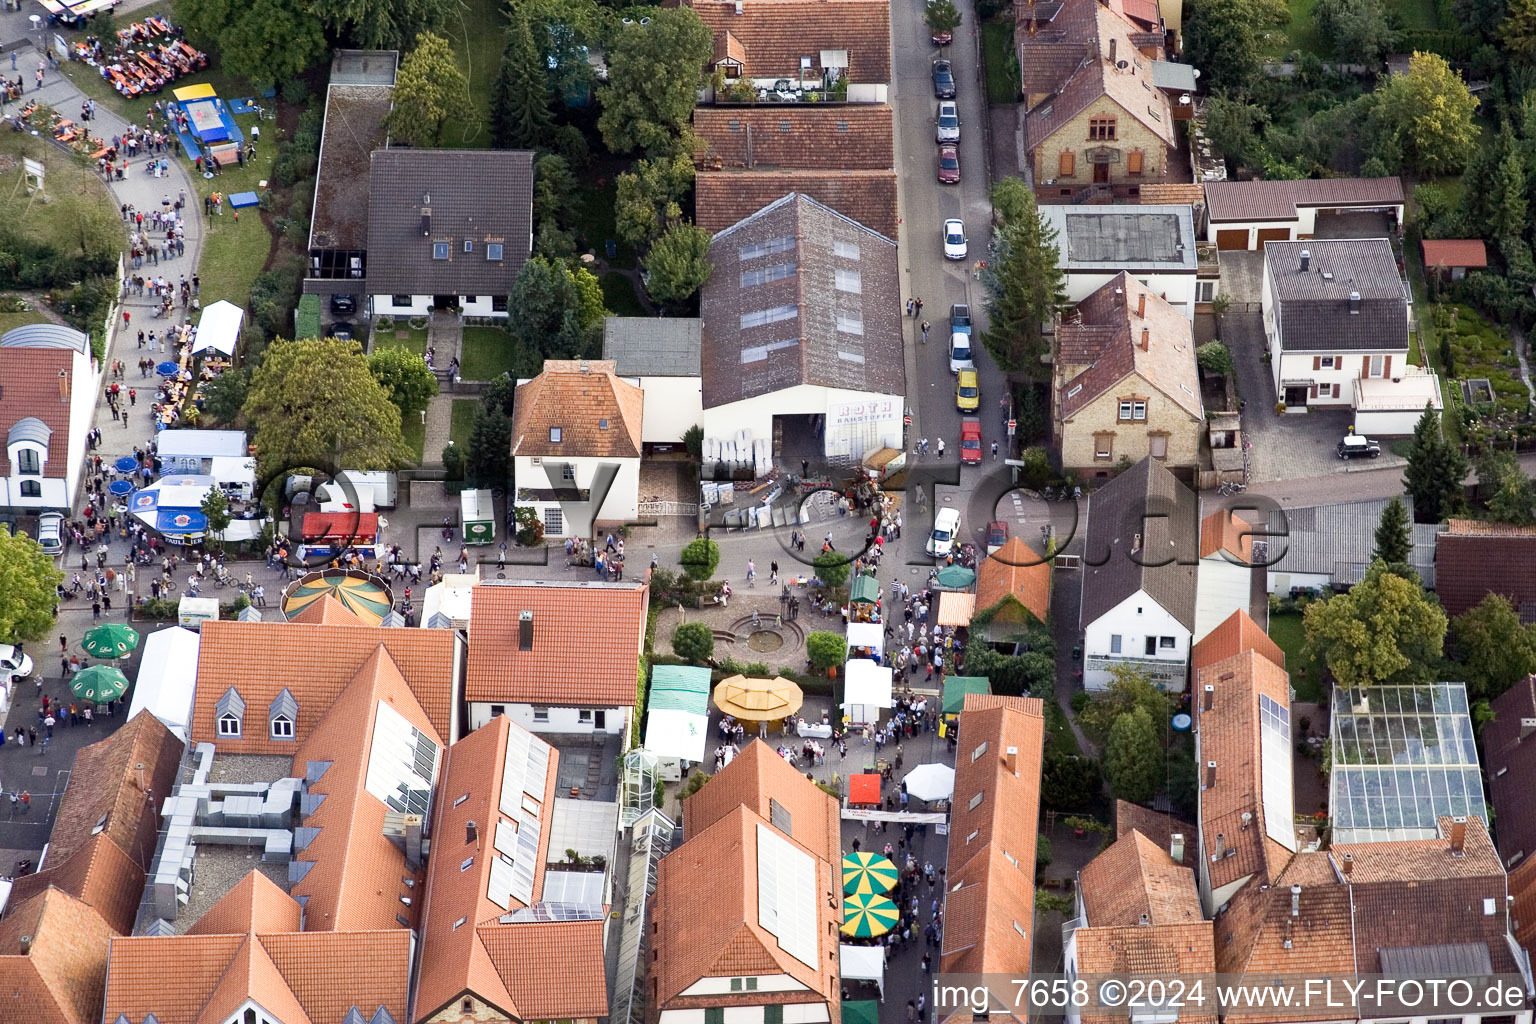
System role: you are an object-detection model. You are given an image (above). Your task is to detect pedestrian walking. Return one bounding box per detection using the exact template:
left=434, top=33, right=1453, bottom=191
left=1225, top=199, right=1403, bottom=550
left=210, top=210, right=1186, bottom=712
left=920, top=320, right=930, bottom=343
left=991, top=441, right=998, bottom=459
left=906, top=298, right=914, bottom=318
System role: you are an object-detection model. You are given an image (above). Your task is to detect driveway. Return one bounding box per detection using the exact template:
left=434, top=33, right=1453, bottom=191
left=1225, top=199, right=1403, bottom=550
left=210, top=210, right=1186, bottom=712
left=1223, top=311, right=1405, bottom=484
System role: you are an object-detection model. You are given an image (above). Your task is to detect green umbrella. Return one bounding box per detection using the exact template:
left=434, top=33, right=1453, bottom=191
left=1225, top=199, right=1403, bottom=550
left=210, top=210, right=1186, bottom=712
left=81, top=623, right=140, bottom=659
left=72, top=665, right=129, bottom=704
left=841, top=892, right=900, bottom=938
left=935, top=564, right=976, bottom=589
left=843, top=852, right=900, bottom=895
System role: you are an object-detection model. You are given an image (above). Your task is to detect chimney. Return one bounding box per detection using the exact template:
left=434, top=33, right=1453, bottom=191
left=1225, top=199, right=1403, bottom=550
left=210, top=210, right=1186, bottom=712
left=1109, top=37, right=1117, bottom=65
left=1202, top=684, right=1214, bottom=711
left=466, top=820, right=478, bottom=845
left=1006, top=745, right=1019, bottom=775
left=1290, top=884, right=1301, bottom=917
left=1340, top=853, right=1353, bottom=876
left=1348, top=291, right=1361, bottom=315
left=1520, top=717, right=1536, bottom=741
left=134, top=762, right=147, bottom=792
left=1140, top=328, right=1150, bottom=351
left=1170, top=833, right=1185, bottom=865
left=420, top=208, right=431, bottom=236
left=17, top=935, right=29, bottom=955
left=1299, top=249, right=1311, bottom=272
left=1138, top=912, right=1150, bottom=926
left=58, top=369, right=68, bottom=403
left=579, top=360, right=591, bottom=374
left=1205, top=760, right=1217, bottom=789
left=404, top=814, right=424, bottom=867
left=1215, top=832, right=1226, bottom=859
left=1136, top=292, right=1146, bottom=318
left=519, top=610, right=534, bottom=651
left=1450, top=816, right=1467, bottom=855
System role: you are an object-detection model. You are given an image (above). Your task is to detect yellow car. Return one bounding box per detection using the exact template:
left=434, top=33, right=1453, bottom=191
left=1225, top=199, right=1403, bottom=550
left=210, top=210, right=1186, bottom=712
left=956, top=369, right=980, bottom=412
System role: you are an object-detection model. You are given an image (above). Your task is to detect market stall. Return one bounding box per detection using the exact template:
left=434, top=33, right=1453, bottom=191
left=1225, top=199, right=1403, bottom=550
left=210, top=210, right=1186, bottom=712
left=848, top=573, right=881, bottom=623
left=839, top=952, right=886, bottom=1002
left=644, top=664, right=711, bottom=781
left=841, top=659, right=892, bottom=727
left=298, top=511, right=381, bottom=561
left=128, top=474, right=265, bottom=544
left=846, top=621, right=883, bottom=661
left=192, top=300, right=244, bottom=356
left=942, top=675, right=990, bottom=716
left=936, top=591, right=976, bottom=628
left=848, top=772, right=881, bottom=806
left=713, top=675, right=804, bottom=735
left=461, top=489, right=495, bottom=545
left=127, top=626, right=199, bottom=741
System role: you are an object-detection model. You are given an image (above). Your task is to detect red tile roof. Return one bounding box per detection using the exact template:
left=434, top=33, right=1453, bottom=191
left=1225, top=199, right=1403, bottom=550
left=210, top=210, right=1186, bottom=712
left=1483, top=676, right=1536, bottom=870
left=511, top=359, right=644, bottom=459
left=1057, top=274, right=1201, bottom=421
left=1199, top=508, right=1255, bottom=562
left=465, top=580, right=648, bottom=705
left=0, top=887, right=118, bottom=1024
left=1190, top=608, right=1284, bottom=674
left=189, top=620, right=457, bottom=751
left=975, top=536, right=1051, bottom=623
left=688, top=0, right=892, bottom=83
left=696, top=169, right=899, bottom=239
left=942, top=696, right=1045, bottom=974
left=1422, top=239, right=1488, bottom=268
left=1434, top=527, right=1536, bottom=618
left=694, top=105, right=894, bottom=170
left=0, top=344, right=85, bottom=477
left=684, top=738, right=840, bottom=863
left=1114, top=800, right=1194, bottom=852
left=1080, top=830, right=1205, bottom=926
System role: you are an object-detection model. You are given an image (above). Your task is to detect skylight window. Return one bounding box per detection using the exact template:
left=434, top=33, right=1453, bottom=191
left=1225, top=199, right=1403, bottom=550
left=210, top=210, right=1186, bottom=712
left=549, top=427, right=562, bottom=443
left=486, top=243, right=504, bottom=260
left=433, top=242, right=450, bottom=260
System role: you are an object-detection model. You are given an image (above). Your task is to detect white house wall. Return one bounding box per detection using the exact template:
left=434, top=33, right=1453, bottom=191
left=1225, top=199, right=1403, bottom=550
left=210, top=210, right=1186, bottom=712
left=1353, top=408, right=1427, bottom=436
left=1066, top=271, right=1197, bottom=320
left=660, top=1006, right=831, bottom=1024
left=66, top=346, right=95, bottom=508
left=1082, top=590, right=1191, bottom=690
left=370, top=295, right=510, bottom=319
left=1207, top=203, right=1404, bottom=248
left=703, top=384, right=904, bottom=460
left=1194, top=559, right=1254, bottom=642
left=1266, top=570, right=1333, bottom=596
left=469, top=701, right=631, bottom=735
left=513, top=455, right=640, bottom=538
left=627, top=375, right=704, bottom=445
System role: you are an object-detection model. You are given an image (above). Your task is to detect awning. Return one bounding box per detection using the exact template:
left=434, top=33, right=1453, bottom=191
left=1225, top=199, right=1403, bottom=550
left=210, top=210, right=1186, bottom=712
left=302, top=511, right=381, bottom=541
left=845, top=1001, right=881, bottom=1024
left=849, top=573, right=880, bottom=604
left=848, top=773, right=881, bottom=805
left=193, top=300, right=244, bottom=355
left=942, top=676, right=990, bottom=714
left=846, top=622, right=883, bottom=657
left=839, top=952, right=885, bottom=1001
left=937, top=591, right=975, bottom=626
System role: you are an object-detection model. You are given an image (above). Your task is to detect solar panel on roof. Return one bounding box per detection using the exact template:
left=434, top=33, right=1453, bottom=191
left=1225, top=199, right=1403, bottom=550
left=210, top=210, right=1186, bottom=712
left=365, top=702, right=440, bottom=819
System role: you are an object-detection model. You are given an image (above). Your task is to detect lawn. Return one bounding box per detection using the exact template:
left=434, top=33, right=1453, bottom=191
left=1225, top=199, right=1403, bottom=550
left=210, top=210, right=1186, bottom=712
left=451, top=398, right=480, bottom=450
left=600, top=272, right=646, bottom=317
left=372, top=325, right=428, bottom=356
left=401, top=412, right=425, bottom=464
left=981, top=21, right=1020, bottom=104
left=1268, top=611, right=1325, bottom=703
left=1044, top=697, right=1082, bottom=758
left=1439, top=304, right=1528, bottom=418
left=441, top=0, right=505, bottom=148
left=1264, top=0, right=1325, bottom=58
left=459, top=325, right=543, bottom=380
left=0, top=131, right=123, bottom=253
left=573, top=179, right=636, bottom=269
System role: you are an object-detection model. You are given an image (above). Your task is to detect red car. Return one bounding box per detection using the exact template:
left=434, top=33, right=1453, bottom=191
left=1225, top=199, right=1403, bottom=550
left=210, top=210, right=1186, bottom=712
left=932, top=27, right=952, bottom=44
left=960, top=417, right=982, bottom=464
left=937, top=145, right=960, bottom=183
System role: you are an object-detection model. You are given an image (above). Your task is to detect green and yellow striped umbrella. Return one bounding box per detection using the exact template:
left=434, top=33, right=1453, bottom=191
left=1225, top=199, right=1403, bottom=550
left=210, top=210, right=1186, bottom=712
left=842, top=852, right=899, bottom=895
left=282, top=569, right=393, bottom=626
left=840, top=892, right=900, bottom=938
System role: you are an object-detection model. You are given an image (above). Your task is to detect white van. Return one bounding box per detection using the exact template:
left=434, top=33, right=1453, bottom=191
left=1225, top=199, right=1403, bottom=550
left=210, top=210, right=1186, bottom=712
left=926, top=507, right=961, bottom=557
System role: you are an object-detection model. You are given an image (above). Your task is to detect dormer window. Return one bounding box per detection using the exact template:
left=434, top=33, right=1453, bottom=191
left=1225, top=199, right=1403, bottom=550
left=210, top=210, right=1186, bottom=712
left=17, top=448, right=39, bottom=475
left=433, top=242, right=450, bottom=260
left=218, top=714, right=241, bottom=737
left=269, top=687, right=298, bottom=742
left=271, top=717, right=294, bottom=739
left=216, top=686, right=245, bottom=738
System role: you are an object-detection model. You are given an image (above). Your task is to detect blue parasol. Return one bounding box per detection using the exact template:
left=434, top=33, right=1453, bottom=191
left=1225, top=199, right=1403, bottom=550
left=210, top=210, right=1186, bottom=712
left=157, top=361, right=180, bottom=376
left=114, top=456, right=138, bottom=473
left=108, top=479, right=134, bottom=496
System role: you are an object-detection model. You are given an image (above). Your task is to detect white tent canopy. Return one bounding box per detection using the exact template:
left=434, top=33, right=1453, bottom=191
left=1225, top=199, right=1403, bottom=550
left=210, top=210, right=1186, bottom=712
left=846, top=622, right=884, bottom=657
left=903, top=762, right=955, bottom=802
left=839, top=944, right=884, bottom=999
left=128, top=626, right=200, bottom=741
left=193, top=300, right=245, bottom=355
left=128, top=474, right=266, bottom=542
left=841, top=659, right=893, bottom=726
left=644, top=708, right=709, bottom=763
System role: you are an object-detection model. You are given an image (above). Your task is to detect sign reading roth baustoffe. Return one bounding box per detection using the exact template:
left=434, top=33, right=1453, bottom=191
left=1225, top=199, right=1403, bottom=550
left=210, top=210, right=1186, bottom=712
left=930, top=975, right=1533, bottom=1018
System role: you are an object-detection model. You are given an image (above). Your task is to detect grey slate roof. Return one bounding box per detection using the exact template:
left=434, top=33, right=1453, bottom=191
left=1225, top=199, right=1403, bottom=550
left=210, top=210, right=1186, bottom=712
left=603, top=317, right=703, bottom=377
left=6, top=415, right=49, bottom=447
left=1261, top=497, right=1443, bottom=587
left=1080, top=458, right=1199, bottom=632
left=364, top=149, right=534, bottom=296
left=1150, top=60, right=1197, bottom=92
left=1040, top=205, right=1196, bottom=273
left=699, top=192, right=905, bottom=408
left=0, top=322, right=90, bottom=353
left=1267, top=239, right=1409, bottom=352
left=1378, top=943, right=1493, bottom=977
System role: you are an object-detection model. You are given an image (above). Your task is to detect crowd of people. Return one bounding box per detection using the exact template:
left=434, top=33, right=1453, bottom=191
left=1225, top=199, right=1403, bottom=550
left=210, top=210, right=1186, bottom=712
left=73, top=16, right=209, bottom=97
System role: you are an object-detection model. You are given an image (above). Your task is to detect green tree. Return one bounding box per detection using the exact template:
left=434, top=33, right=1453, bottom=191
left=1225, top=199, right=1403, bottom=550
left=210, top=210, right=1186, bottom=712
left=615, top=154, right=696, bottom=248
left=671, top=621, right=716, bottom=663
left=1502, top=0, right=1536, bottom=58
left=1479, top=448, right=1536, bottom=523
left=1183, top=0, right=1290, bottom=91
left=982, top=179, right=1067, bottom=376
left=680, top=537, right=721, bottom=580
left=597, top=6, right=714, bottom=155
left=369, top=346, right=440, bottom=416
left=1403, top=404, right=1468, bottom=521
left=925, top=0, right=962, bottom=35
left=1036, top=834, right=1053, bottom=867
left=1041, top=752, right=1103, bottom=811
left=200, top=488, right=232, bottom=543
left=644, top=222, right=713, bottom=308
left=200, top=367, right=250, bottom=426
left=0, top=528, right=61, bottom=643
left=1453, top=593, right=1536, bottom=697
left=490, top=11, right=553, bottom=150
left=507, top=257, right=611, bottom=360
left=806, top=631, right=848, bottom=671
left=1075, top=665, right=1172, bottom=741
left=308, top=0, right=449, bottom=49
left=1370, top=52, right=1480, bottom=176
left=964, top=646, right=1055, bottom=697
left=1315, top=0, right=1395, bottom=62
left=466, top=403, right=512, bottom=484
left=1195, top=342, right=1235, bottom=377
left=1373, top=495, right=1413, bottom=565
left=1461, top=121, right=1528, bottom=242
left=512, top=506, right=544, bottom=546
left=52, top=190, right=124, bottom=260
left=520, top=0, right=605, bottom=103
left=180, top=0, right=326, bottom=86
left=813, top=551, right=851, bottom=589
left=385, top=32, right=475, bottom=147
left=1203, top=93, right=1270, bottom=169
left=1303, top=559, right=1448, bottom=686
left=243, top=338, right=413, bottom=482
left=533, top=154, right=579, bottom=238
left=1104, top=706, right=1161, bottom=804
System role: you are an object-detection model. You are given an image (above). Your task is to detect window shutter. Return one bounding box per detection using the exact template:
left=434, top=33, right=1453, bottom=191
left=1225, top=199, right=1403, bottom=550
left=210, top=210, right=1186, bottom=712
left=1313, top=356, right=1321, bottom=371
left=1332, top=383, right=1341, bottom=398
left=1362, top=355, right=1371, bottom=376
left=1384, top=355, right=1392, bottom=377
left=1060, top=150, right=1076, bottom=176
left=1127, top=149, right=1144, bottom=174
left=1310, top=384, right=1318, bottom=399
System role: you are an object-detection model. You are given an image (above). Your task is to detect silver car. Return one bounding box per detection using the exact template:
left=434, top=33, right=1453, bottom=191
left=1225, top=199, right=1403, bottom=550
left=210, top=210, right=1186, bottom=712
left=36, top=511, right=62, bottom=556
left=936, top=101, right=960, bottom=143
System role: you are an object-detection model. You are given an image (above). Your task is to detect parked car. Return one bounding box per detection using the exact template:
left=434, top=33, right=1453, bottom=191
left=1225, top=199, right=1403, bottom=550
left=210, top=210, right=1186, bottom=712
left=932, top=59, right=956, bottom=98
left=927, top=507, right=961, bottom=556
left=1337, top=435, right=1381, bottom=459
left=937, top=145, right=960, bottom=184
left=956, top=368, right=980, bottom=412
left=986, top=520, right=1009, bottom=555
left=328, top=321, right=355, bottom=341
left=960, top=418, right=983, bottom=464
left=936, top=101, right=961, bottom=142
left=948, top=331, right=974, bottom=373
left=0, top=643, right=32, bottom=688
left=330, top=293, right=358, bottom=316
left=951, top=303, right=971, bottom=333
left=36, top=511, right=62, bottom=556
left=943, top=218, right=967, bottom=260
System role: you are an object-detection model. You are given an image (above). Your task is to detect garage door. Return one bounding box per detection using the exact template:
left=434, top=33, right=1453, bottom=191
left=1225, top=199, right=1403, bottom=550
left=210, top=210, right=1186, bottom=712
left=1256, top=228, right=1292, bottom=248
left=1216, top=229, right=1249, bottom=250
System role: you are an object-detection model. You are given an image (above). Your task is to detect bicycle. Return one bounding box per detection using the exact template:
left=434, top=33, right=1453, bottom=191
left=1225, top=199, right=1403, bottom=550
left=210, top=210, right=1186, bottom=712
left=159, top=578, right=177, bottom=593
